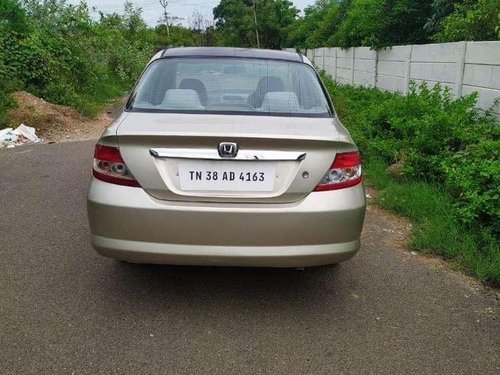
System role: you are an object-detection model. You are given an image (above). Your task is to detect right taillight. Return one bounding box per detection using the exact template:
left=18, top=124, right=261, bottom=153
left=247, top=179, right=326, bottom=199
left=314, top=151, right=362, bottom=191
left=92, top=144, right=140, bottom=187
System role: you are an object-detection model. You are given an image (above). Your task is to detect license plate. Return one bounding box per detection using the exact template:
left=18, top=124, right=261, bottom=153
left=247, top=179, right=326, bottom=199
left=178, top=160, right=276, bottom=192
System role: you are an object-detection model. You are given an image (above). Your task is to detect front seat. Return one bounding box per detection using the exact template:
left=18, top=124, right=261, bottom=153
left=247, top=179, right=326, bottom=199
left=179, top=79, right=208, bottom=106
left=247, top=76, right=285, bottom=108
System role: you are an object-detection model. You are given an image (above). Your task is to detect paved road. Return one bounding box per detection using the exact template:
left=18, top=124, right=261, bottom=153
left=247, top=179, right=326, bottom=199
left=0, top=141, right=498, bottom=374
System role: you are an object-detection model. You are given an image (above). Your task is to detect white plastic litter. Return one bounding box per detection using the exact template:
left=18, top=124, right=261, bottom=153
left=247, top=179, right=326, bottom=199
left=0, top=127, right=12, bottom=139
left=0, top=124, right=39, bottom=148
left=16, top=124, right=40, bottom=143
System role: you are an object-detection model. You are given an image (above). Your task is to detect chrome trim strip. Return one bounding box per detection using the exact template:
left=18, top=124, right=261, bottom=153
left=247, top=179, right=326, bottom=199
left=150, top=148, right=306, bottom=161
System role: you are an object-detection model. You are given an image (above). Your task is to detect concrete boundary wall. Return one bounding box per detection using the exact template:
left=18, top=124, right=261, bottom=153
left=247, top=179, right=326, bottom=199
left=288, top=41, right=500, bottom=115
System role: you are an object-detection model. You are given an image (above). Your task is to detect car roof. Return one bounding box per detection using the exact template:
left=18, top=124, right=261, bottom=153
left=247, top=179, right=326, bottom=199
left=154, top=47, right=305, bottom=64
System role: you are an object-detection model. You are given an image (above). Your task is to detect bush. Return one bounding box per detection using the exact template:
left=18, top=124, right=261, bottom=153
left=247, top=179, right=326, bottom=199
left=322, top=74, right=500, bottom=284
left=432, top=0, right=500, bottom=42
left=0, top=0, right=213, bottom=125
left=0, top=87, right=17, bottom=128
left=0, top=0, right=208, bottom=125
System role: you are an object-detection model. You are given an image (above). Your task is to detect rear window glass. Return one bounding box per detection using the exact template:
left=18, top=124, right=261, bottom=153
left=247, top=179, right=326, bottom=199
left=127, top=57, right=331, bottom=117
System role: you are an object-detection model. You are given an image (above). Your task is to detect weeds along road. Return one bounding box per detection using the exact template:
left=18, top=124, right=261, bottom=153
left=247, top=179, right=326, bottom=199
left=0, top=141, right=498, bottom=374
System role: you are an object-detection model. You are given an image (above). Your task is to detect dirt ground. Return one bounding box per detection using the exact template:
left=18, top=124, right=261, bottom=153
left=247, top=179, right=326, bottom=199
left=6, top=91, right=125, bottom=143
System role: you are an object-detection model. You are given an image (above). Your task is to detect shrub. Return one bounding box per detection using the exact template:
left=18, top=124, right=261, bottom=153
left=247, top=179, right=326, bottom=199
left=0, top=86, right=17, bottom=128
left=0, top=0, right=210, bottom=124
left=0, top=0, right=157, bottom=121
left=322, top=74, right=500, bottom=284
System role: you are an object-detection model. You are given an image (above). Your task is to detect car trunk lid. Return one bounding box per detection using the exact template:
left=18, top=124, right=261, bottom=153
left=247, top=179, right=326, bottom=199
left=116, top=112, right=354, bottom=203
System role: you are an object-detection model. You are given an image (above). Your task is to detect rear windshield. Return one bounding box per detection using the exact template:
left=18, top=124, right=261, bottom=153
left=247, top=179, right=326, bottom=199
left=127, top=57, right=331, bottom=117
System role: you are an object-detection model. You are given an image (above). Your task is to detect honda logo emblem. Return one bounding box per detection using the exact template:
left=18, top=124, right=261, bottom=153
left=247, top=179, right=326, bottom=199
left=218, top=142, right=239, bottom=158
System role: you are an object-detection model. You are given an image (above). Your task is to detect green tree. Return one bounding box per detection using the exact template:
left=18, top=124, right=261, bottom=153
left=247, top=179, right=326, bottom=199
left=214, top=0, right=255, bottom=46
left=431, top=0, right=500, bottom=42
left=287, top=0, right=343, bottom=49
left=122, top=1, right=147, bottom=36
left=331, top=0, right=434, bottom=49
left=424, top=0, right=464, bottom=34
left=258, top=0, right=298, bottom=49
left=0, top=0, right=27, bottom=33
left=213, top=0, right=298, bottom=48
left=288, top=0, right=499, bottom=50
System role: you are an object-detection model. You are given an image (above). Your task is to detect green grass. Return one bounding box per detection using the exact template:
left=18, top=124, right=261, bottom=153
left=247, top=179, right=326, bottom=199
left=70, top=76, right=130, bottom=117
left=363, top=157, right=500, bottom=285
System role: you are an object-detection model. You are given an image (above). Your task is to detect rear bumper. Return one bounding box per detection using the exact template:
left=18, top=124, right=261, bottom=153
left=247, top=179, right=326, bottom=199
left=91, top=236, right=359, bottom=267
left=87, top=178, right=366, bottom=267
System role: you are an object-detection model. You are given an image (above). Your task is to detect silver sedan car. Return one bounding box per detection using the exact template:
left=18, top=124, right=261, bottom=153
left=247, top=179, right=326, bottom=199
left=87, top=47, right=366, bottom=267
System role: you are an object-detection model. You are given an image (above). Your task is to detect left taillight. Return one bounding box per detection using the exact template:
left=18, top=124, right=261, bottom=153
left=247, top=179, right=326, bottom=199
left=314, top=151, right=362, bottom=191
left=92, top=144, right=140, bottom=187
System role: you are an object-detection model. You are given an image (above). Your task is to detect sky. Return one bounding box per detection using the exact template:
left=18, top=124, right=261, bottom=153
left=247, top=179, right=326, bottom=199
left=66, top=0, right=315, bottom=27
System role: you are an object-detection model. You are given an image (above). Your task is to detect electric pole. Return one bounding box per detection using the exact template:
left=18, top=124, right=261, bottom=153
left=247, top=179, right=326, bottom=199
left=253, top=0, right=260, bottom=48
left=159, top=0, right=170, bottom=37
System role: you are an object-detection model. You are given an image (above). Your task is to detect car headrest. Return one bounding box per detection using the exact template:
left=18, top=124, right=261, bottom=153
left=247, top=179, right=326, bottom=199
left=260, top=91, right=300, bottom=112
left=179, top=79, right=207, bottom=106
left=162, top=89, right=204, bottom=110
left=248, top=76, right=286, bottom=107
left=257, top=76, right=285, bottom=93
